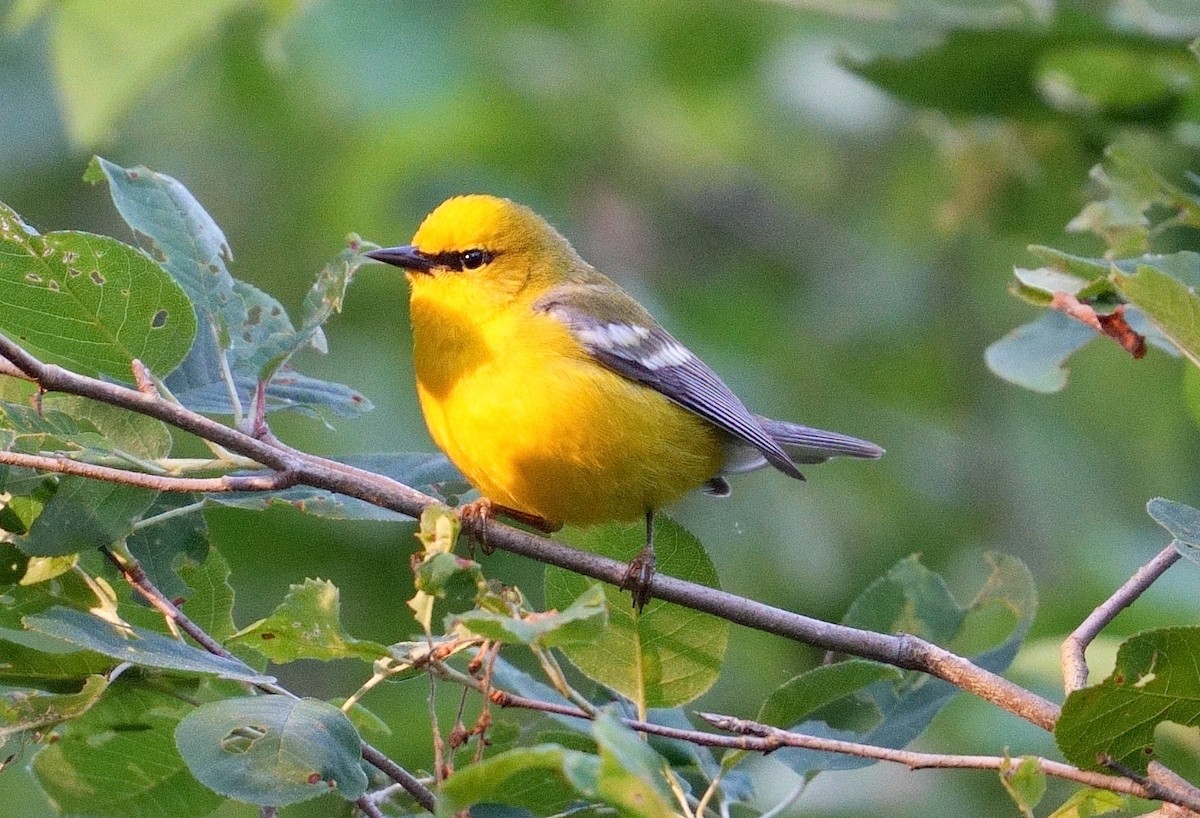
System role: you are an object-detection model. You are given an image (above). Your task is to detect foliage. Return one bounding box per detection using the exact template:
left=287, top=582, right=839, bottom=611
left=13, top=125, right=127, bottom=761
left=3, top=1, right=1200, bottom=817
left=0, top=166, right=1032, bottom=815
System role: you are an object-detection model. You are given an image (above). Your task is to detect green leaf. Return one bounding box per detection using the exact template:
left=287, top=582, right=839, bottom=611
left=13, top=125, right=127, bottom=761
left=985, top=310, right=1097, bottom=393
left=18, top=554, right=78, bottom=585
left=1058, top=627, right=1200, bottom=773
left=175, top=696, right=368, bottom=806
left=23, top=606, right=272, bottom=683
left=0, top=674, right=108, bottom=737
left=127, top=494, right=210, bottom=604
left=17, top=478, right=159, bottom=557
left=999, top=755, right=1046, bottom=818
left=410, top=505, right=476, bottom=635
left=846, top=26, right=1050, bottom=118
left=592, top=713, right=676, bottom=818
left=52, top=1, right=250, bottom=146
left=437, top=744, right=601, bottom=818
left=0, top=638, right=113, bottom=689
left=237, top=238, right=365, bottom=382
left=230, top=578, right=389, bottom=664
left=758, top=660, right=904, bottom=733
left=1112, top=263, right=1200, bottom=367
left=1045, top=787, right=1126, bottom=818
left=33, top=677, right=223, bottom=818
left=1036, top=46, right=1196, bottom=116
left=85, top=156, right=238, bottom=321
left=544, top=515, right=728, bottom=709
left=48, top=394, right=172, bottom=460
left=89, top=157, right=371, bottom=418
left=1147, top=497, right=1200, bottom=566
left=179, top=545, right=237, bottom=642
left=1066, top=143, right=1200, bottom=255
left=455, top=583, right=607, bottom=648
left=0, top=202, right=196, bottom=381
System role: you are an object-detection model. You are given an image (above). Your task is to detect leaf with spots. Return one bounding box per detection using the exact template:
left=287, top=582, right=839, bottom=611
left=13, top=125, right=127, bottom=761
left=229, top=578, right=389, bottom=664
left=0, top=202, right=196, bottom=381
left=1057, top=628, right=1200, bottom=774
left=87, top=158, right=372, bottom=418
left=544, top=515, right=728, bottom=710
left=175, top=696, right=368, bottom=807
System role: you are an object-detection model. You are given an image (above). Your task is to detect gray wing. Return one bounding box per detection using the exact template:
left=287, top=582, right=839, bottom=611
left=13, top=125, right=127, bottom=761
left=535, top=286, right=805, bottom=481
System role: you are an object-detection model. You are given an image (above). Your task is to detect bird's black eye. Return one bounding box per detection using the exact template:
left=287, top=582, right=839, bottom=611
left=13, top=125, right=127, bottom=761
left=461, top=249, right=489, bottom=270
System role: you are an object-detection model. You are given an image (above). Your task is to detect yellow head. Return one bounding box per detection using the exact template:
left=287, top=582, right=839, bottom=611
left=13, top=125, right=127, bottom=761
left=367, top=195, right=596, bottom=314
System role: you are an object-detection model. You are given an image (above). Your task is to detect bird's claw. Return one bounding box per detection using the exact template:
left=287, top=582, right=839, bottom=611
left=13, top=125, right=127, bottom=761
left=621, top=544, right=656, bottom=612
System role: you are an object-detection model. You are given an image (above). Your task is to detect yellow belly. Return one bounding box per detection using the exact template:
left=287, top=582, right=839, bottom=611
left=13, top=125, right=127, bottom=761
left=410, top=295, right=723, bottom=525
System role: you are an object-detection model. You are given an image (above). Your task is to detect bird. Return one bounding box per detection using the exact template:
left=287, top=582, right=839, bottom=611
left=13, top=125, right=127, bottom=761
left=366, top=194, right=882, bottom=608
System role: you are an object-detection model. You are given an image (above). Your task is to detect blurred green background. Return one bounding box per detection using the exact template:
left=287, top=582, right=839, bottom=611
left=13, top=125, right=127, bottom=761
left=2, top=0, right=1200, bottom=815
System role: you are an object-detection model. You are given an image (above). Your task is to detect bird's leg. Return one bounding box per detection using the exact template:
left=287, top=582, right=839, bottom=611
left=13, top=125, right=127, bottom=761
left=621, top=510, right=657, bottom=612
left=456, top=498, right=561, bottom=555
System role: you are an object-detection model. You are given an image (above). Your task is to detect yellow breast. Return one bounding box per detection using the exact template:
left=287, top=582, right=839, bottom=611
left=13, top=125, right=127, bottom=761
left=409, top=283, right=723, bottom=525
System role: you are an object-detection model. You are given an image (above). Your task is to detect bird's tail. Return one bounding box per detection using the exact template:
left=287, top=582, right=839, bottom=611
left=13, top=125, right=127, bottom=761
left=760, top=417, right=884, bottom=464
left=720, top=416, right=884, bottom=476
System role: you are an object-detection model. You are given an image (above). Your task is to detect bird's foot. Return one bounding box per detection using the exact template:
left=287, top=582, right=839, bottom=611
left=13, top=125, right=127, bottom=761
left=621, top=543, right=656, bottom=613
left=456, top=499, right=561, bottom=555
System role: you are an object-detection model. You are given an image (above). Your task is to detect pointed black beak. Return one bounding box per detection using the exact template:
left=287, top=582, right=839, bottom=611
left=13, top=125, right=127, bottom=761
left=364, top=245, right=436, bottom=274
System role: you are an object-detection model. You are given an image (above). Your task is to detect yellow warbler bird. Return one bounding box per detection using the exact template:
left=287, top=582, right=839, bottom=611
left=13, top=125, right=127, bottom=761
left=367, top=195, right=882, bottom=606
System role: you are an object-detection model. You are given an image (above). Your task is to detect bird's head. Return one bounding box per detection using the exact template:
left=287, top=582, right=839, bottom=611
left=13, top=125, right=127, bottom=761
left=366, top=194, right=589, bottom=306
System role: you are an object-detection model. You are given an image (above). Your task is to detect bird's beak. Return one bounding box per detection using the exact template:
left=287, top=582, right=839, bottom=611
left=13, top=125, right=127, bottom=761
left=364, top=245, right=436, bottom=274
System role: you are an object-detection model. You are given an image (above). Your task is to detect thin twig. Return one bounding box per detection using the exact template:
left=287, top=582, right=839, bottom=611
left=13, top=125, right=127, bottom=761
left=436, top=659, right=1196, bottom=812
left=356, top=796, right=385, bottom=818
left=0, top=450, right=294, bottom=493
left=131, top=500, right=208, bottom=531
left=0, top=333, right=1060, bottom=732
left=1061, top=545, right=1181, bottom=692
left=699, top=714, right=1200, bottom=811
left=99, top=546, right=439, bottom=814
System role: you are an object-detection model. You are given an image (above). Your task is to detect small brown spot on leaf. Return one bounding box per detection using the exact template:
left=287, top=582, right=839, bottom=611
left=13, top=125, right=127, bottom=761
left=247, top=305, right=262, bottom=325
left=151, top=309, right=168, bottom=328
left=24, top=273, right=42, bottom=284
left=269, top=306, right=282, bottom=317
left=260, top=632, right=276, bottom=640
left=62, top=251, right=76, bottom=264
left=89, top=270, right=105, bottom=286
left=128, top=169, right=140, bottom=179
left=307, top=773, right=322, bottom=785
left=47, top=281, right=59, bottom=292
left=68, top=267, right=81, bottom=278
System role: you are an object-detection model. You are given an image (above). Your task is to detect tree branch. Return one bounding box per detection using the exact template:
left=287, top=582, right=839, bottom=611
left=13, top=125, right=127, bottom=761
left=0, top=333, right=1059, bottom=733
left=0, top=450, right=295, bottom=493
left=1061, top=545, right=1181, bottom=692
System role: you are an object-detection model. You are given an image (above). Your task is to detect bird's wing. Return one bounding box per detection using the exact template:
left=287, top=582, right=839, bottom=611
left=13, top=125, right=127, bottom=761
left=533, top=284, right=805, bottom=481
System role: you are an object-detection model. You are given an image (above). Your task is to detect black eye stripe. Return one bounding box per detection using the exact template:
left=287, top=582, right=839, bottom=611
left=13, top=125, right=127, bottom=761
left=430, top=249, right=494, bottom=271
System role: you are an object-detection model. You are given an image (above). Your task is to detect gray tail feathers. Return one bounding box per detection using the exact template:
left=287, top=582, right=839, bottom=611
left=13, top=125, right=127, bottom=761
left=760, top=417, right=885, bottom=464
left=720, top=416, right=884, bottom=476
